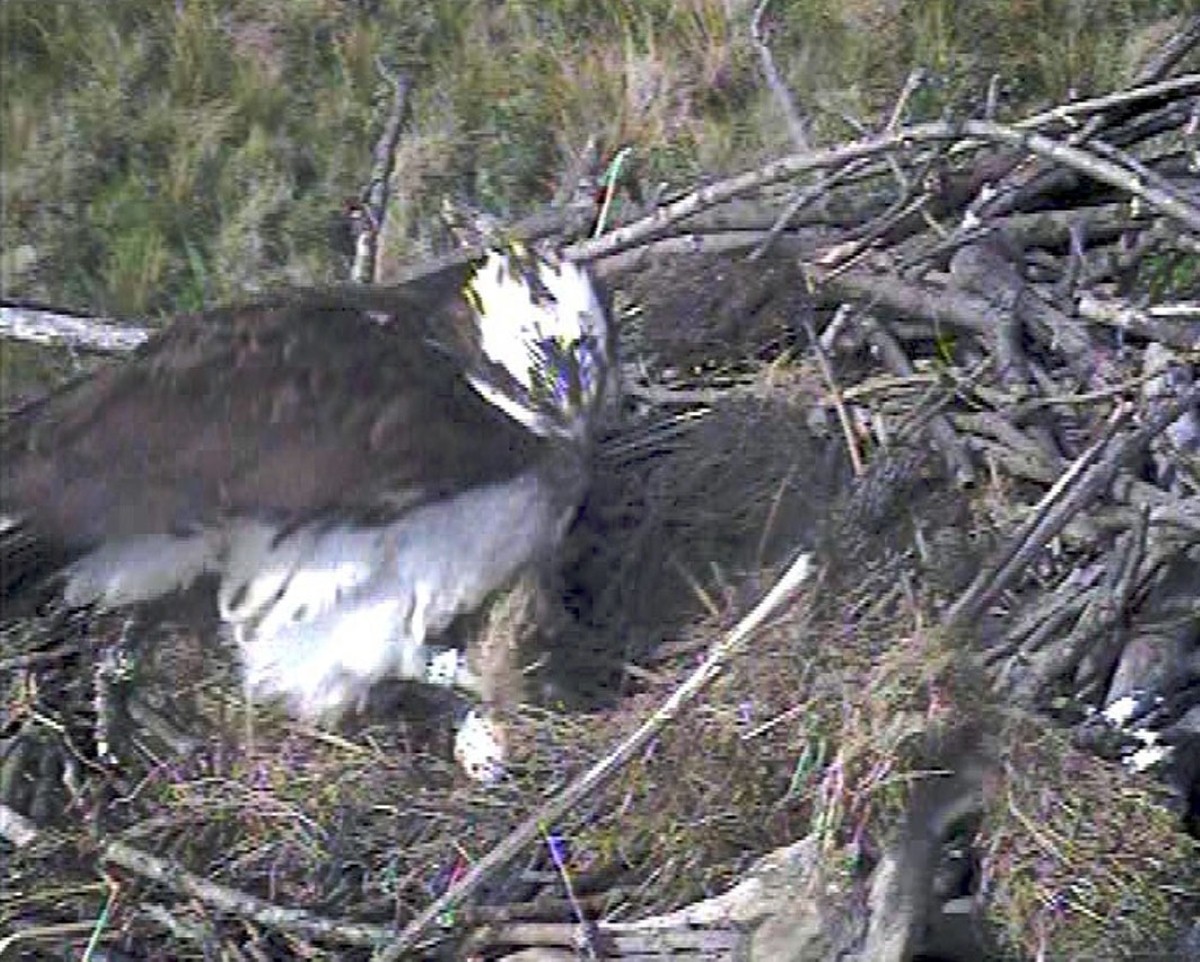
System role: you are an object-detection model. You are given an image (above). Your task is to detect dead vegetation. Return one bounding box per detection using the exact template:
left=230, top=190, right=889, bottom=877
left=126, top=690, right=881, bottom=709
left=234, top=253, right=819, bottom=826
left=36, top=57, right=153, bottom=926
left=4, top=13, right=1200, bottom=962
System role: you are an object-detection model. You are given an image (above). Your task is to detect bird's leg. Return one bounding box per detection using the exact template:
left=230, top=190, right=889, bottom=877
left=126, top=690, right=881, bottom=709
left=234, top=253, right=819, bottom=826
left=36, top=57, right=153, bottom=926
left=449, top=569, right=566, bottom=785
left=469, top=568, right=556, bottom=711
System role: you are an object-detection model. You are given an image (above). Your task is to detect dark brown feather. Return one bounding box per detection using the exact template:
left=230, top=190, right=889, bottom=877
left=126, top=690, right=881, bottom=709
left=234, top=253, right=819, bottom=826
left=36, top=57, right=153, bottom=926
left=2, top=266, right=553, bottom=548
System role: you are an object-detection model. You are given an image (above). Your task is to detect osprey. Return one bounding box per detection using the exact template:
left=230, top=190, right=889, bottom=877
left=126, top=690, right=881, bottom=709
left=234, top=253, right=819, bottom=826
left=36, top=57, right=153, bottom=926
left=1, top=248, right=614, bottom=782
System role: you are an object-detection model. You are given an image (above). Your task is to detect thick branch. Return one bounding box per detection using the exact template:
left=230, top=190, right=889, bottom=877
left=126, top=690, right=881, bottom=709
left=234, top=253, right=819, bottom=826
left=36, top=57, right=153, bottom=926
left=0, top=301, right=148, bottom=354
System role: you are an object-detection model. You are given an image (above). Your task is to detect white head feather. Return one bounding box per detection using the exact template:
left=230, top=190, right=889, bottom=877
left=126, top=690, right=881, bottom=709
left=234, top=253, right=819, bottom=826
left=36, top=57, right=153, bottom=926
left=465, top=248, right=611, bottom=439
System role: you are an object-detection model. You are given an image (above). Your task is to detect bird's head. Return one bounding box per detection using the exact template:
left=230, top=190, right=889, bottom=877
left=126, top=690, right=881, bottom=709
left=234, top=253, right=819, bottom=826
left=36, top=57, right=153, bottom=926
left=463, top=246, right=615, bottom=443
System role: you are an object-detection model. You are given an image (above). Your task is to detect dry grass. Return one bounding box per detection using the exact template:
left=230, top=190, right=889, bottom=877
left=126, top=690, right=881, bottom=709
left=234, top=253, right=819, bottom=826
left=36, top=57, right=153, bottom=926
left=5, top=3, right=1200, bottom=955
left=983, top=712, right=1197, bottom=960
left=8, top=329, right=1192, bottom=956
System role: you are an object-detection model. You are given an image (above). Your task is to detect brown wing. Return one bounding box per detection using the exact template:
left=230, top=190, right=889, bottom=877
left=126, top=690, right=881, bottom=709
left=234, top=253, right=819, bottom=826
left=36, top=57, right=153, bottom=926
left=2, top=265, right=550, bottom=549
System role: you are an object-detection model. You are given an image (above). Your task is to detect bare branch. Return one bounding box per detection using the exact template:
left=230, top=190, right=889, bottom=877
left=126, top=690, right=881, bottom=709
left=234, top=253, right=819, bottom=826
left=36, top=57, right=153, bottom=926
left=1078, top=292, right=1200, bottom=350
left=102, top=839, right=392, bottom=948
left=0, top=301, right=148, bottom=354
left=947, top=385, right=1200, bottom=629
left=855, top=311, right=976, bottom=486
left=351, top=71, right=411, bottom=284
left=571, top=117, right=1200, bottom=268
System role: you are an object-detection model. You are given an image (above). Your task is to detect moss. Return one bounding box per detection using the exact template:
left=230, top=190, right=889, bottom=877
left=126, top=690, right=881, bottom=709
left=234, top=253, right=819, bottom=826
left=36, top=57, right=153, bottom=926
left=983, top=714, right=1198, bottom=960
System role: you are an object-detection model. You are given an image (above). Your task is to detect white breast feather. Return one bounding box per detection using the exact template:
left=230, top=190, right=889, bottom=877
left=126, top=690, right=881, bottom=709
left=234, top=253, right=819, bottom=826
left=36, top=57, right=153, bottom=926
left=64, top=531, right=224, bottom=609
left=229, top=468, right=572, bottom=721
left=219, top=521, right=316, bottom=623
left=238, top=595, right=410, bottom=718
left=250, top=527, right=382, bottom=640
left=51, top=461, right=576, bottom=732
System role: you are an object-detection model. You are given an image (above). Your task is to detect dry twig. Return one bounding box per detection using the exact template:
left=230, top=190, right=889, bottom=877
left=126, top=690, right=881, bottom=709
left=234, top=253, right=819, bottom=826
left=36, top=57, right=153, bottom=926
left=375, top=552, right=816, bottom=961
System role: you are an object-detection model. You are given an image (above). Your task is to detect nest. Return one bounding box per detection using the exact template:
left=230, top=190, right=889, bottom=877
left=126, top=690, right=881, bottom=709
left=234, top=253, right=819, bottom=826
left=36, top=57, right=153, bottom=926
left=6, top=34, right=1200, bottom=962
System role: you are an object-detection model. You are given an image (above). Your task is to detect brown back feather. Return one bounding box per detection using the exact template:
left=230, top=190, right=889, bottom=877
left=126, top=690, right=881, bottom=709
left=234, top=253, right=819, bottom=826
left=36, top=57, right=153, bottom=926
left=2, top=267, right=552, bottom=548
